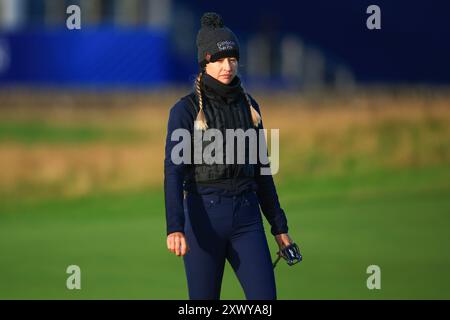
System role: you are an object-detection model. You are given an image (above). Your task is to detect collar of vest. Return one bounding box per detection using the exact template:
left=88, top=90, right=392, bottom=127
left=202, top=73, right=243, bottom=102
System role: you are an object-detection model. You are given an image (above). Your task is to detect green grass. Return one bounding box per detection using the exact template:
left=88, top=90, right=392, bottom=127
left=0, top=122, right=144, bottom=144
left=1, top=166, right=450, bottom=299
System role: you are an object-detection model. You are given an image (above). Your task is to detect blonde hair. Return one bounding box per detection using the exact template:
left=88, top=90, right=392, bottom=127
left=243, top=86, right=262, bottom=128
left=194, top=72, right=208, bottom=131
left=194, top=72, right=261, bottom=130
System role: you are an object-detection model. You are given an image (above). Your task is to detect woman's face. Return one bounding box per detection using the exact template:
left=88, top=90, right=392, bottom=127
left=205, top=57, right=238, bottom=85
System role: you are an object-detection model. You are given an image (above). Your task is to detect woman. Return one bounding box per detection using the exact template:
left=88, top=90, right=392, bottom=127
left=164, top=12, right=297, bottom=300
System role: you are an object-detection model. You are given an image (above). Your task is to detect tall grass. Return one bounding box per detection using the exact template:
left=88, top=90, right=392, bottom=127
left=0, top=88, right=449, bottom=198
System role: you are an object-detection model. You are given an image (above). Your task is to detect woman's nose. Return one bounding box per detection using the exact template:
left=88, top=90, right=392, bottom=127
left=223, top=59, right=232, bottom=70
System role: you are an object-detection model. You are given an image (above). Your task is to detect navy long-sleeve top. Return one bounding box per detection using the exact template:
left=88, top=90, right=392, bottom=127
left=164, top=75, right=289, bottom=237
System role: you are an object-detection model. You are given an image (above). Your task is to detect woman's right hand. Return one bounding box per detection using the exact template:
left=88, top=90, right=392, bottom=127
left=167, top=232, right=189, bottom=256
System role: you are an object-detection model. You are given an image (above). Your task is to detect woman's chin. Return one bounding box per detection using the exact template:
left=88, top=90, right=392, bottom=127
left=219, top=76, right=233, bottom=85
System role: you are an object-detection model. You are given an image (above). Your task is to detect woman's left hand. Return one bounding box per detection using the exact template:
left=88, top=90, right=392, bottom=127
left=274, top=233, right=293, bottom=250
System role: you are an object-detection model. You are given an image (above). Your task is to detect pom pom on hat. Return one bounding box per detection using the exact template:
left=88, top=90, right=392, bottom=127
left=201, top=12, right=224, bottom=29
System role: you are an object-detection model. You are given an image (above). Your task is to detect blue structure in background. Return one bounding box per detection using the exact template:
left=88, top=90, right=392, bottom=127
left=0, top=0, right=449, bottom=87
left=0, top=28, right=173, bottom=87
left=190, top=0, right=450, bottom=85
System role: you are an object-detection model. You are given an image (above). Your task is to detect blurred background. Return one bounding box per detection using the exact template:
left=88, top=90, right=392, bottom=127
left=0, top=0, right=449, bottom=299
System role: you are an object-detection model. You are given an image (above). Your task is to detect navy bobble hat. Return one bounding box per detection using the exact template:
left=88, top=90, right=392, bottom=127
left=196, top=12, right=240, bottom=68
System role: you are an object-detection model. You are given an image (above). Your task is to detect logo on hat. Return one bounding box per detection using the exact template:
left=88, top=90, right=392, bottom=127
left=217, top=40, right=236, bottom=51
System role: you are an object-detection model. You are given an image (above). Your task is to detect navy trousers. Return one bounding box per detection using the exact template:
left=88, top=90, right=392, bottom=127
left=183, top=190, right=276, bottom=300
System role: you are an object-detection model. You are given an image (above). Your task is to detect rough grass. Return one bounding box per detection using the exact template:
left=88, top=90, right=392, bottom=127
left=0, top=88, right=449, bottom=198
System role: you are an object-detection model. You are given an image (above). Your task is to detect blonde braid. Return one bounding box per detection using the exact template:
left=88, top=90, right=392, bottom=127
left=242, top=87, right=262, bottom=127
left=194, top=72, right=208, bottom=131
